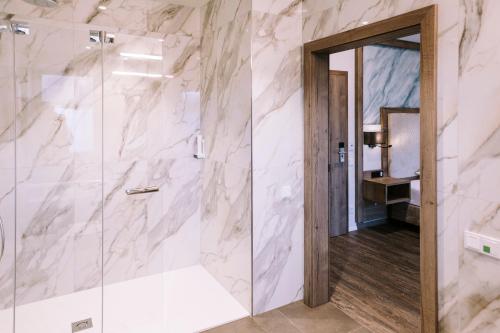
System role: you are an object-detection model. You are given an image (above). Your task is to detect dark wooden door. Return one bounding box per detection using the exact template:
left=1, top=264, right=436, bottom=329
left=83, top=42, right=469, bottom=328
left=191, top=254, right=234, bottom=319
left=329, top=70, right=349, bottom=237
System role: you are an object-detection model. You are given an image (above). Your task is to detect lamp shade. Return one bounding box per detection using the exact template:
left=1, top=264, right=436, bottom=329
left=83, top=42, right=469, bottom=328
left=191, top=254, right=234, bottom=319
left=364, top=131, right=385, bottom=147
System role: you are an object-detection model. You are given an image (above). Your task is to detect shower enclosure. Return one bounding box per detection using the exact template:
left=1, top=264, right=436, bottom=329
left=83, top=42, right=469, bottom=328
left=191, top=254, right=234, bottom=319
left=0, top=3, right=252, bottom=332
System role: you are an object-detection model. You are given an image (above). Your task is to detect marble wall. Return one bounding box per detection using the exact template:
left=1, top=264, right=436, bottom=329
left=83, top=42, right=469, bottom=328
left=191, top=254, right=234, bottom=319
left=363, top=45, right=420, bottom=125
left=250, top=0, right=305, bottom=314
left=200, top=0, right=253, bottom=312
left=303, top=0, right=500, bottom=332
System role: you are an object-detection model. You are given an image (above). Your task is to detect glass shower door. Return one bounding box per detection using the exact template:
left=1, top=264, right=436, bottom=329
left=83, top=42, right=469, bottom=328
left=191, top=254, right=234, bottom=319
left=12, top=19, right=103, bottom=333
left=101, top=31, right=170, bottom=333
left=0, top=16, right=16, bottom=333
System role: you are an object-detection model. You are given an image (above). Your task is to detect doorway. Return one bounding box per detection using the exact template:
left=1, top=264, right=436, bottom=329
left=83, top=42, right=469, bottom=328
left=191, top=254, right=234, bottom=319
left=304, top=6, right=437, bottom=333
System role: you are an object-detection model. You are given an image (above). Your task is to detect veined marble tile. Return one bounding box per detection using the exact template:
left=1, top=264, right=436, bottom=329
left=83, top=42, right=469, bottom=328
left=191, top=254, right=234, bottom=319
left=252, top=163, right=304, bottom=314
left=0, top=0, right=73, bottom=22
left=201, top=0, right=250, bottom=30
left=252, top=0, right=301, bottom=15
left=200, top=160, right=252, bottom=312
left=147, top=2, right=200, bottom=37
left=203, top=13, right=251, bottom=168
left=303, top=0, right=437, bottom=42
left=251, top=10, right=303, bottom=170
left=458, top=0, right=500, bottom=204
left=458, top=195, right=500, bottom=332
left=437, top=191, right=460, bottom=333
left=250, top=8, right=304, bottom=314
left=363, top=45, right=420, bottom=125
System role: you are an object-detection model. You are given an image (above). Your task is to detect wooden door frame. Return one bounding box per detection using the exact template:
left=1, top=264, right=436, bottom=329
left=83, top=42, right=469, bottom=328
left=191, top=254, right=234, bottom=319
left=303, top=5, right=437, bottom=333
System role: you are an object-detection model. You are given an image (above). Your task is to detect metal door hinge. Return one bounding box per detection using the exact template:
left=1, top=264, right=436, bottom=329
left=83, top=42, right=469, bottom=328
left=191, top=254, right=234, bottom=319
left=72, top=318, right=93, bottom=332
left=90, top=30, right=114, bottom=43
left=12, top=22, right=30, bottom=35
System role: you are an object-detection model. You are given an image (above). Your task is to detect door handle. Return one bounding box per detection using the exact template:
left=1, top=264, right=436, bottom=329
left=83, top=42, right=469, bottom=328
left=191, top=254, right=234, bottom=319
left=338, top=142, right=346, bottom=164
left=125, top=186, right=159, bottom=195
left=0, top=215, right=5, bottom=263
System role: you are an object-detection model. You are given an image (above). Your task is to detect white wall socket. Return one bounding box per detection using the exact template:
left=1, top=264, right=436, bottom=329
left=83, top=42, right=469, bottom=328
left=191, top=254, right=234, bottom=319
left=464, top=230, right=500, bottom=259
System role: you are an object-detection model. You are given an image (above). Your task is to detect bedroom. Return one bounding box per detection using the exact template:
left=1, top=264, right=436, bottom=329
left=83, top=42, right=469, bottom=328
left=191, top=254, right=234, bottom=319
left=328, top=34, right=422, bottom=333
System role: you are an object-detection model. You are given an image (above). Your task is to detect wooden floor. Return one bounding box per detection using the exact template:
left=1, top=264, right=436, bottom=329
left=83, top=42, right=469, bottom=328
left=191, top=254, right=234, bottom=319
left=330, top=222, right=420, bottom=333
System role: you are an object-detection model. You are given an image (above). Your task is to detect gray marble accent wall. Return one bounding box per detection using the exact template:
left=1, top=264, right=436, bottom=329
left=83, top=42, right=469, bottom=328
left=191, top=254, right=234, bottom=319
left=363, top=45, right=420, bottom=124
left=200, top=0, right=253, bottom=312
left=250, top=0, right=304, bottom=315
left=303, top=0, right=500, bottom=332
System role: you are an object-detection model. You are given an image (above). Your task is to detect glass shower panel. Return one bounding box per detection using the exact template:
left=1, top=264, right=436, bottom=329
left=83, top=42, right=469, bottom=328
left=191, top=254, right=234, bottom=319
left=102, top=33, right=168, bottom=333
left=0, top=16, right=15, bottom=333
left=13, top=20, right=103, bottom=333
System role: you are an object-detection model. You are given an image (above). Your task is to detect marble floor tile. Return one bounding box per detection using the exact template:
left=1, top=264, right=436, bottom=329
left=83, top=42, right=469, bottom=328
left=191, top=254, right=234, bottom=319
left=252, top=309, right=301, bottom=333
left=278, top=302, right=362, bottom=333
left=204, top=317, right=267, bottom=333
left=205, top=301, right=368, bottom=333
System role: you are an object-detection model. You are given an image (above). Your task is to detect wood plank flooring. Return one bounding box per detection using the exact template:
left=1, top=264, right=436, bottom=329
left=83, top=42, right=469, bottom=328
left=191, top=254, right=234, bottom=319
left=330, top=222, right=420, bottom=333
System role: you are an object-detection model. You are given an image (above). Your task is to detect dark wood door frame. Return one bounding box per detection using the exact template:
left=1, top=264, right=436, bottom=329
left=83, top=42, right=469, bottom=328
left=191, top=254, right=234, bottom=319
left=304, top=5, right=437, bottom=333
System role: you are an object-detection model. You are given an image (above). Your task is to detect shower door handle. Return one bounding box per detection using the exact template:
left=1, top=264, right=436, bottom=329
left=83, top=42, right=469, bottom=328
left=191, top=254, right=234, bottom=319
left=0, top=216, right=5, bottom=263
left=125, top=186, right=159, bottom=195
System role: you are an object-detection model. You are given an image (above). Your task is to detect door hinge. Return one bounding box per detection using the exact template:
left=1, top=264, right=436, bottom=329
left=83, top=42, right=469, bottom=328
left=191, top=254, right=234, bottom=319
left=90, top=30, right=114, bottom=43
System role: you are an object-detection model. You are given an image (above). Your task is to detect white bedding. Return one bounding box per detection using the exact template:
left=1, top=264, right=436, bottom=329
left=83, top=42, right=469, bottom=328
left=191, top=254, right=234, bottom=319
left=410, top=180, right=421, bottom=206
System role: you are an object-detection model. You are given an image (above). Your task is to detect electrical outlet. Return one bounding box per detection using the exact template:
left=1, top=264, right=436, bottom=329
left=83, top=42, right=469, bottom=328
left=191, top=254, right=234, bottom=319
left=464, top=231, right=500, bottom=259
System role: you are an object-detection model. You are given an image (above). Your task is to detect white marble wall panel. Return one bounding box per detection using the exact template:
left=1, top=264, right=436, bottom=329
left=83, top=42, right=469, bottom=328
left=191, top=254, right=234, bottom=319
left=363, top=45, right=420, bottom=124
left=200, top=0, right=252, bottom=312
left=250, top=0, right=304, bottom=314
left=456, top=1, right=500, bottom=331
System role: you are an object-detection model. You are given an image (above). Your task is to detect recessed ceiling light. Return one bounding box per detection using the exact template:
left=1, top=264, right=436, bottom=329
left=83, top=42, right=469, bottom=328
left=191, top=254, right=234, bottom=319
left=98, top=5, right=107, bottom=10
left=362, top=21, right=369, bottom=25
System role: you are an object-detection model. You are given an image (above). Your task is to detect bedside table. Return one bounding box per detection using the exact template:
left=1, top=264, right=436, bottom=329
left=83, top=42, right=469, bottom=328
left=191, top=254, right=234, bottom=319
left=363, top=177, right=411, bottom=205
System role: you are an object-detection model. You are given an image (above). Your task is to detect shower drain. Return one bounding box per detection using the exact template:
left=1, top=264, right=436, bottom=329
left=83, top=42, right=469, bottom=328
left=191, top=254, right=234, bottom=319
left=71, top=318, right=93, bottom=332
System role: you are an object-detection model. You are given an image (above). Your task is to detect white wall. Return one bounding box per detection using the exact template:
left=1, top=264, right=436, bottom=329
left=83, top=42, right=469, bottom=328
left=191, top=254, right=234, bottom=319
left=330, top=50, right=356, bottom=231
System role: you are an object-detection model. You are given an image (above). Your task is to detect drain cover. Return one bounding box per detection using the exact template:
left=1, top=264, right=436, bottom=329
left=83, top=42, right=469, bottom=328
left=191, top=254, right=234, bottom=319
left=72, top=318, right=93, bottom=332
